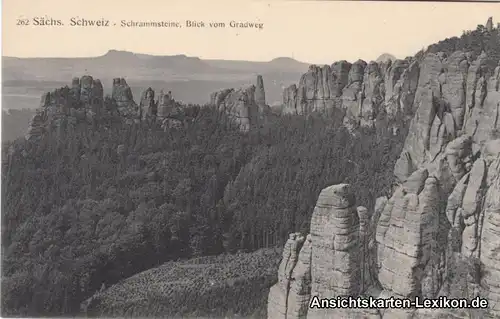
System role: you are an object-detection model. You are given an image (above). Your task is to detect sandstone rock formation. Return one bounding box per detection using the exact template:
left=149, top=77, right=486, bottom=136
left=140, top=87, right=157, bottom=119
left=255, top=75, right=268, bottom=112
left=268, top=49, right=500, bottom=319
left=210, top=86, right=258, bottom=132
left=209, top=75, right=268, bottom=132
left=26, top=76, right=104, bottom=141
left=268, top=184, right=380, bottom=319
left=486, top=17, right=493, bottom=33
left=25, top=76, right=182, bottom=141
left=111, top=78, right=138, bottom=118
left=281, top=57, right=420, bottom=129
left=267, top=233, right=306, bottom=319
left=25, top=108, right=48, bottom=142
left=157, top=90, right=175, bottom=118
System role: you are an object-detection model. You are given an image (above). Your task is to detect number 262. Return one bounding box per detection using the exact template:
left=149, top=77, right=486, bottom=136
left=17, top=19, right=29, bottom=26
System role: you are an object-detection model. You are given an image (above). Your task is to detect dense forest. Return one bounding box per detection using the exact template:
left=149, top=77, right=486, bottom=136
left=2, top=19, right=499, bottom=317
left=1, top=99, right=405, bottom=316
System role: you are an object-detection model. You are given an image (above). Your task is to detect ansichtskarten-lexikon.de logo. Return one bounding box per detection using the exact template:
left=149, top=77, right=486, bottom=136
left=309, top=295, right=489, bottom=309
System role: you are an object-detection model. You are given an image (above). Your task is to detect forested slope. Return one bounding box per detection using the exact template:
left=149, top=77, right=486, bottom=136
left=2, top=99, right=404, bottom=316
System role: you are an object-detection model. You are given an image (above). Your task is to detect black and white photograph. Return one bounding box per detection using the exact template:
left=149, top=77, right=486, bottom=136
left=2, top=0, right=500, bottom=318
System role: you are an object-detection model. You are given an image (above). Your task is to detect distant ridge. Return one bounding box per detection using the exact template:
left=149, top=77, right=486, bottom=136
left=2, top=49, right=311, bottom=111
left=4, top=49, right=310, bottom=66
left=376, top=53, right=397, bottom=63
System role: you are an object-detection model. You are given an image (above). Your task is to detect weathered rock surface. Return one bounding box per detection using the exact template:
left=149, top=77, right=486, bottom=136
left=486, top=16, right=494, bottom=32
left=209, top=75, right=267, bottom=131
left=359, top=62, right=384, bottom=127
left=268, top=185, right=381, bottom=319
left=479, top=151, right=500, bottom=316
left=376, top=175, right=441, bottom=298
left=267, top=49, right=500, bottom=319
left=25, top=108, right=48, bottom=142
left=281, top=57, right=420, bottom=129
left=286, top=234, right=312, bottom=319
left=268, top=233, right=306, bottom=319
left=140, top=87, right=157, bottom=119
left=157, top=90, right=175, bottom=118
left=255, top=75, right=268, bottom=112
left=26, top=76, right=104, bottom=141
left=309, top=184, right=360, bottom=301
left=111, top=78, right=137, bottom=117
left=25, top=76, right=182, bottom=141
left=210, top=87, right=258, bottom=132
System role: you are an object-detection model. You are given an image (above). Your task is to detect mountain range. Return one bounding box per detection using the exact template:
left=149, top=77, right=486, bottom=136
left=3, top=50, right=310, bottom=109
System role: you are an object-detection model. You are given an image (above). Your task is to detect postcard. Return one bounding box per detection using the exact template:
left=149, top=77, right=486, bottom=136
left=2, top=1, right=500, bottom=318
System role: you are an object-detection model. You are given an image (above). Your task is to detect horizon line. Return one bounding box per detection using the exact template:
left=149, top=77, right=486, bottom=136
left=1, top=50, right=406, bottom=66
left=1, top=50, right=313, bottom=63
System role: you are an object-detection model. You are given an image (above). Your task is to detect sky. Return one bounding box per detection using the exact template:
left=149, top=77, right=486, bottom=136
left=2, top=0, right=500, bottom=64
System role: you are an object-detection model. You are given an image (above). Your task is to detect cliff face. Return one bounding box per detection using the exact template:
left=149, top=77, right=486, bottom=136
left=111, top=78, right=137, bottom=117
left=209, top=75, right=268, bottom=132
left=25, top=76, right=183, bottom=142
left=281, top=57, right=420, bottom=130
left=268, top=50, right=500, bottom=318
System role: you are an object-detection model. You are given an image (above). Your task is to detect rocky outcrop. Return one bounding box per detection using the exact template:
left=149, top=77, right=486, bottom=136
left=140, top=87, right=157, bottom=119
left=282, top=62, right=350, bottom=116
left=267, top=50, right=500, bottom=319
left=25, top=76, right=183, bottom=141
left=308, top=184, right=364, bottom=319
left=281, top=57, right=420, bottom=129
left=373, top=52, right=499, bottom=319
left=394, top=51, right=499, bottom=184
left=479, top=142, right=500, bottom=311
left=267, top=233, right=306, bottom=319
left=286, top=234, right=312, bottom=319
left=157, top=90, right=175, bottom=118
left=209, top=75, right=267, bottom=132
left=210, top=86, right=259, bottom=132
left=255, top=75, right=268, bottom=112
left=111, top=78, right=137, bottom=118
left=79, top=76, right=104, bottom=113
left=376, top=174, right=442, bottom=298
left=359, top=62, right=384, bottom=127
left=26, top=76, right=104, bottom=141
left=268, top=184, right=380, bottom=319
left=25, top=108, right=48, bottom=142
left=309, top=184, right=361, bottom=300
left=486, top=17, right=493, bottom=32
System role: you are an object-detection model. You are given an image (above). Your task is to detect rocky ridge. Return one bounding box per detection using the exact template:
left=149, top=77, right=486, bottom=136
left=282, top=56, right=421, bottom=131
left=268, top=49, right=500, bottom=318
left=25, top=76, right=182, bottom=142
left=209, top=75, right=269, bottom=132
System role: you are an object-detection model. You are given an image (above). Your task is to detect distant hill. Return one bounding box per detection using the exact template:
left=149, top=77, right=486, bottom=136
left=2, top=50, right=310, bottom=112
left=2, top=50, right=310, bottom=82
left=376, top=53, right=397, bottom=63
